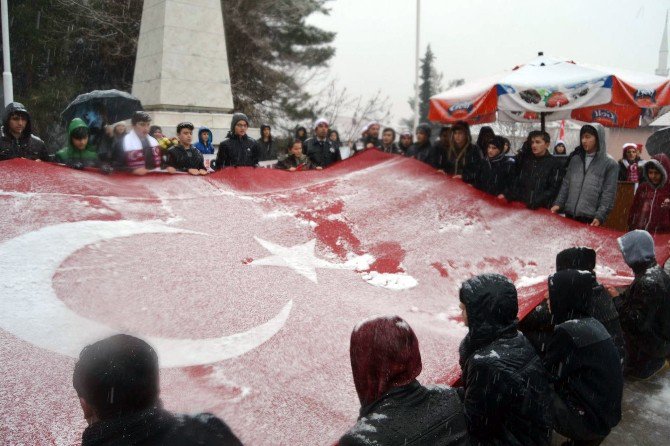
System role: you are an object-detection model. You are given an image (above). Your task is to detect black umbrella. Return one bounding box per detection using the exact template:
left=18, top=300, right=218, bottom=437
left=646, top=127, right=670, bottom=157
left=61, top=89, right=143, bottom=125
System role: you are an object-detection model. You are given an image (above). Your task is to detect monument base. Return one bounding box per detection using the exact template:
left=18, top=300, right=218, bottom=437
left=144, top=110, right=260, bottom=144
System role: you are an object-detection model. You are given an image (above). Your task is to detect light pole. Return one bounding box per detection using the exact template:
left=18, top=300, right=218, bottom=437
left=1, top=0, right=13, bottom=106
left=412, top=0, right=420, bottom=134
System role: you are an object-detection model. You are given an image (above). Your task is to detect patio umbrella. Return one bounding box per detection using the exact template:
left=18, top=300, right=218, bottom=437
left=61, top=89, right=143, bottom=126
left=429, top=53, right=670, bottom=130
left=646, top=127, right=670, bottom=157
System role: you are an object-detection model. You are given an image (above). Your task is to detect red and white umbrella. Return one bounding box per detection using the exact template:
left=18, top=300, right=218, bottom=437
left=429, top=53, right=670, bottom=129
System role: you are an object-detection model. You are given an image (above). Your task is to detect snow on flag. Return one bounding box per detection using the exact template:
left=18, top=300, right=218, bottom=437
left=0, top=151, right=664, bottom=445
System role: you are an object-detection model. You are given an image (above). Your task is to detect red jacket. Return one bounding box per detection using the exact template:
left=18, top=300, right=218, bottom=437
left=628, top=153, right=670, bottom=234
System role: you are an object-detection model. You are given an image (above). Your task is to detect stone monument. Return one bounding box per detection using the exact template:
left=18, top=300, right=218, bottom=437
left=132, top=0, right=238, bottom=142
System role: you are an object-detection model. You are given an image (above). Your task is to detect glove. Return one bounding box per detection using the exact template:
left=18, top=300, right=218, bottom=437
left=71, top=162, right=84, bottom=170
left=100, top=164, right=114, bottom=175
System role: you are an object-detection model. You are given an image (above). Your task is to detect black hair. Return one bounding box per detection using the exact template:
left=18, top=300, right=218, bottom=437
left=439, top=126, right=451, bottom=136
left=382, top=127, right=396, bottom=138
left=176, top=122, right=194, bottom=133
left=73, top=334, right=159, bottom=420
left=149, top=125, right=162, bottom=137
left=528, top=130, right=550, bottom=144
left=131, top=111, right=152, bottom=125
left=71, top=126, right=89, bottom=140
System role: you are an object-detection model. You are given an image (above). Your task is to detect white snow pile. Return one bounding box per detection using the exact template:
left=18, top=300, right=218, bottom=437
left=362, top=271, right=418, bottom=290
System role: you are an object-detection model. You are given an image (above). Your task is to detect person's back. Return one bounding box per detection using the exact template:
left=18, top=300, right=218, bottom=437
left=545, top=269, right=623, bottom=442
left=614, top=230, right=670, bottom=379
left=340, top=316, right=468, bottom=446
left=74, top=335, right=242, bottom=446
left=340, top=382, right=467, bottom=446
left=459, top=274, right=552, bottom=446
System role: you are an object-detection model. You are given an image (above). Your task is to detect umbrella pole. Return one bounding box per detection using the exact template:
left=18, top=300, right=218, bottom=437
left=540, top=112, right=546, bottom=132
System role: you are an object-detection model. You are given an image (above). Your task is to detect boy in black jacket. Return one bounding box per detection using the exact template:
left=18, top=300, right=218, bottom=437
left=474, top=135, right=515, bottom=198
left=166, top=122, right=208, bottom=175
left=545, top=269, right=623, bottom=445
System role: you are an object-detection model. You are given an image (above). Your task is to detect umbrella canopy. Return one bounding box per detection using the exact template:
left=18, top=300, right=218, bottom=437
left=646, top=127, right=670, bottom=157
left=61, top=89, right=143, bottom=127
left=429, top=54, right=670, bottom=129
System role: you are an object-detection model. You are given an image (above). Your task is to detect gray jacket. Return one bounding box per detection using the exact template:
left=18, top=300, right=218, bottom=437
left=553, top=123, right=619, bottom=222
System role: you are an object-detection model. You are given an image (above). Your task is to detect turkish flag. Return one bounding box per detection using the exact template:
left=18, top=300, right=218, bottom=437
left=0, top=152, right=664, bottom=444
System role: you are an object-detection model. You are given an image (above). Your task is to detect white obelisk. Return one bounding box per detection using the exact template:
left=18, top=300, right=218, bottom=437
left=132, top=0, right=236, bottom=141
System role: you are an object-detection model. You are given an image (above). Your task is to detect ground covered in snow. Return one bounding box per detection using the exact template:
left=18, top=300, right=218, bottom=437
left=0, top=151, right=668, bottom=445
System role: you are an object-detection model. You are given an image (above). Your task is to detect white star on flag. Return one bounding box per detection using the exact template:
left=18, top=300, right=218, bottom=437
left=249, top=237, right=354, bottom=283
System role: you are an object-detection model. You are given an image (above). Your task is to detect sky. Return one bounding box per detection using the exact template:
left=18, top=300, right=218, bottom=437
left=307, top=0, right=670, bottom=127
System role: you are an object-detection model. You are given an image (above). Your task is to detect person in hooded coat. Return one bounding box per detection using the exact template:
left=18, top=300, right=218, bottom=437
left=0, top=102, right=49, bottom=161
left=618, top=143, right=645, bottom=183
left=257, top=124, right=277, bottom=161
left=339, top=316, right=468, bottom=446
left=474, top=136, right=515, bottom=197
left=475, top=126, right=495, bottom=157
left=458, top=274, right=552, bottom=446
left=627, top=153, right=670, bottom=234
left=612, top=230, right=670, bottom=380
left=551, top=123, right=619, bottom=226
left=214, top=113, right=260, bottom=169
left=544, top=269, right=623, bottom=445
left=73, top=334, right=242, bottom=446
left=398, top=130, right=413, bottom=155
left=438, top=120, right=482, bottom=183
left=56, top=118, right=100, bottom=169
left=194, top=127, right=215, bottom=155
left=520, top=248, right=627, bottom=368
left=406, top=123, right=433, bottom=164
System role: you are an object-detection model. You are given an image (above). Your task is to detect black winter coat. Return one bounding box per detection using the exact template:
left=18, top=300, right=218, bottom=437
left=0, top=102, right=49, bottom=161
left=167, top=145, right=206, bottom=171
left=474, top=154, right=515, bottom=196
left=545, top=270, right=623, bottom=438
left=304, top=137, right=340, bottom=168
left=81, top=407, right=242, bottom=446
left=614, top=261, right=670, bottom=359
left=459, top=274, right=552, bottom=446
left=258, top=138, right=277, bottom=161
left=431, top=143, right=482, bottom=183
left=406, top=141, right=433, bottom=164
left=339, top=380, right=469, bottom=446
left=509, top=152, right=562, bottom=209
left=215, top=135, right=260, bottom=168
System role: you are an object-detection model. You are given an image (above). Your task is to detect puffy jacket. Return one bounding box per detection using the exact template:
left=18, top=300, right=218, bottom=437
left=167, top=144, right=206, bottom=171
left=509, top=152, right=562, bottom=209
left=628, top=154, right=670, bottom=234
left=81, top=407, right=242, bottom=446
left=339, top=381, right=468, bottom=446
left=304, top=137, right=340, bottom=168
left=553, top=123, right=619, bottom=222
left=0, top=102, right=49, bottom=161
left=545, top=269, right=623, bottom=437
left=459, top=274, right=552, bottom=446
left=615, top=230, right=670, bottom=359
left=474, top=153, right=515, bottom=197
left=194, top=127, right=215, bottom=154
left=56, top=118, right=99, bottom=168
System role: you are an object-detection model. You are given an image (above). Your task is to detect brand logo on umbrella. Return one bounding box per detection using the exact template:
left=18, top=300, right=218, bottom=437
left=592, top=109, right=617, bottom=125
left=448, top=102, right=474, bottom=117
left=634, top=89, right=657, bottom=106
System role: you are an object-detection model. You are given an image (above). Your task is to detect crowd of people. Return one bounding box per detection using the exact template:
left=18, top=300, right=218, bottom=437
left=67, top=230, right=670, bottom=445
left=1, top=101, right=667, bottom=234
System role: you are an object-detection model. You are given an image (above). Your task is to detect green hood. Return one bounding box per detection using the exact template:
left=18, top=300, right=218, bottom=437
left=67, top=118, right=89, bottom=149
left=56, top=118, right=98, bottom=163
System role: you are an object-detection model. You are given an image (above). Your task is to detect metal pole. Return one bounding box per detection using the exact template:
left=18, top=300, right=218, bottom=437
left=413, top=0, right=420, bottom=133
left=1, top=0, right=13, bottom=106
left=540, top=112, right=546, bottom=132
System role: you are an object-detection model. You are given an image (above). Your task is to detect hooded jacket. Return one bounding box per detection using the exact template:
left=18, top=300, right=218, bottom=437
left=459, top=274, right=552, bottom=446
left=56, top=118, right=99, bottom=168
left=215, top=113, right=260, bottom=169
left=0, top=102, right=49, bottom=161
left=509, top=150, right=562, bottom=209
left=615, top=230, right=670, bottom=359
left=544, top=270, right=623, bottom=437
left=193, top=127, right=214, bottom=155
left=628, top=154, right=670, bottom=234
left=80, top=406, right=242, bottom=446
left=474, top=151, right=516, bottom=197
left=257, top=124, right=277, bottom=161
left=553, top=123, right=619, bottom=222
left=439, top=121, right=482, bottom=182
left=340, top=316, right=468, bottom=446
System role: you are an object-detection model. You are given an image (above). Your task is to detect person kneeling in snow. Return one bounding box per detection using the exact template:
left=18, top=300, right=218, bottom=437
left=339, top=316, right=468, bottom=445
left=458, top=274, right=552, bottom=445
left=275, top=139, right=313, bottom=171
left=545, top=269, right=623, bottom=445
left=611, top=230, right=670, bottom=380
left=73, top=334, right=242, bottom=446
left=56, top=118, right=100, bottom=170
left=627, top=154, right=670, bottom=234
left=166, top=122, right=208, bottom=176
